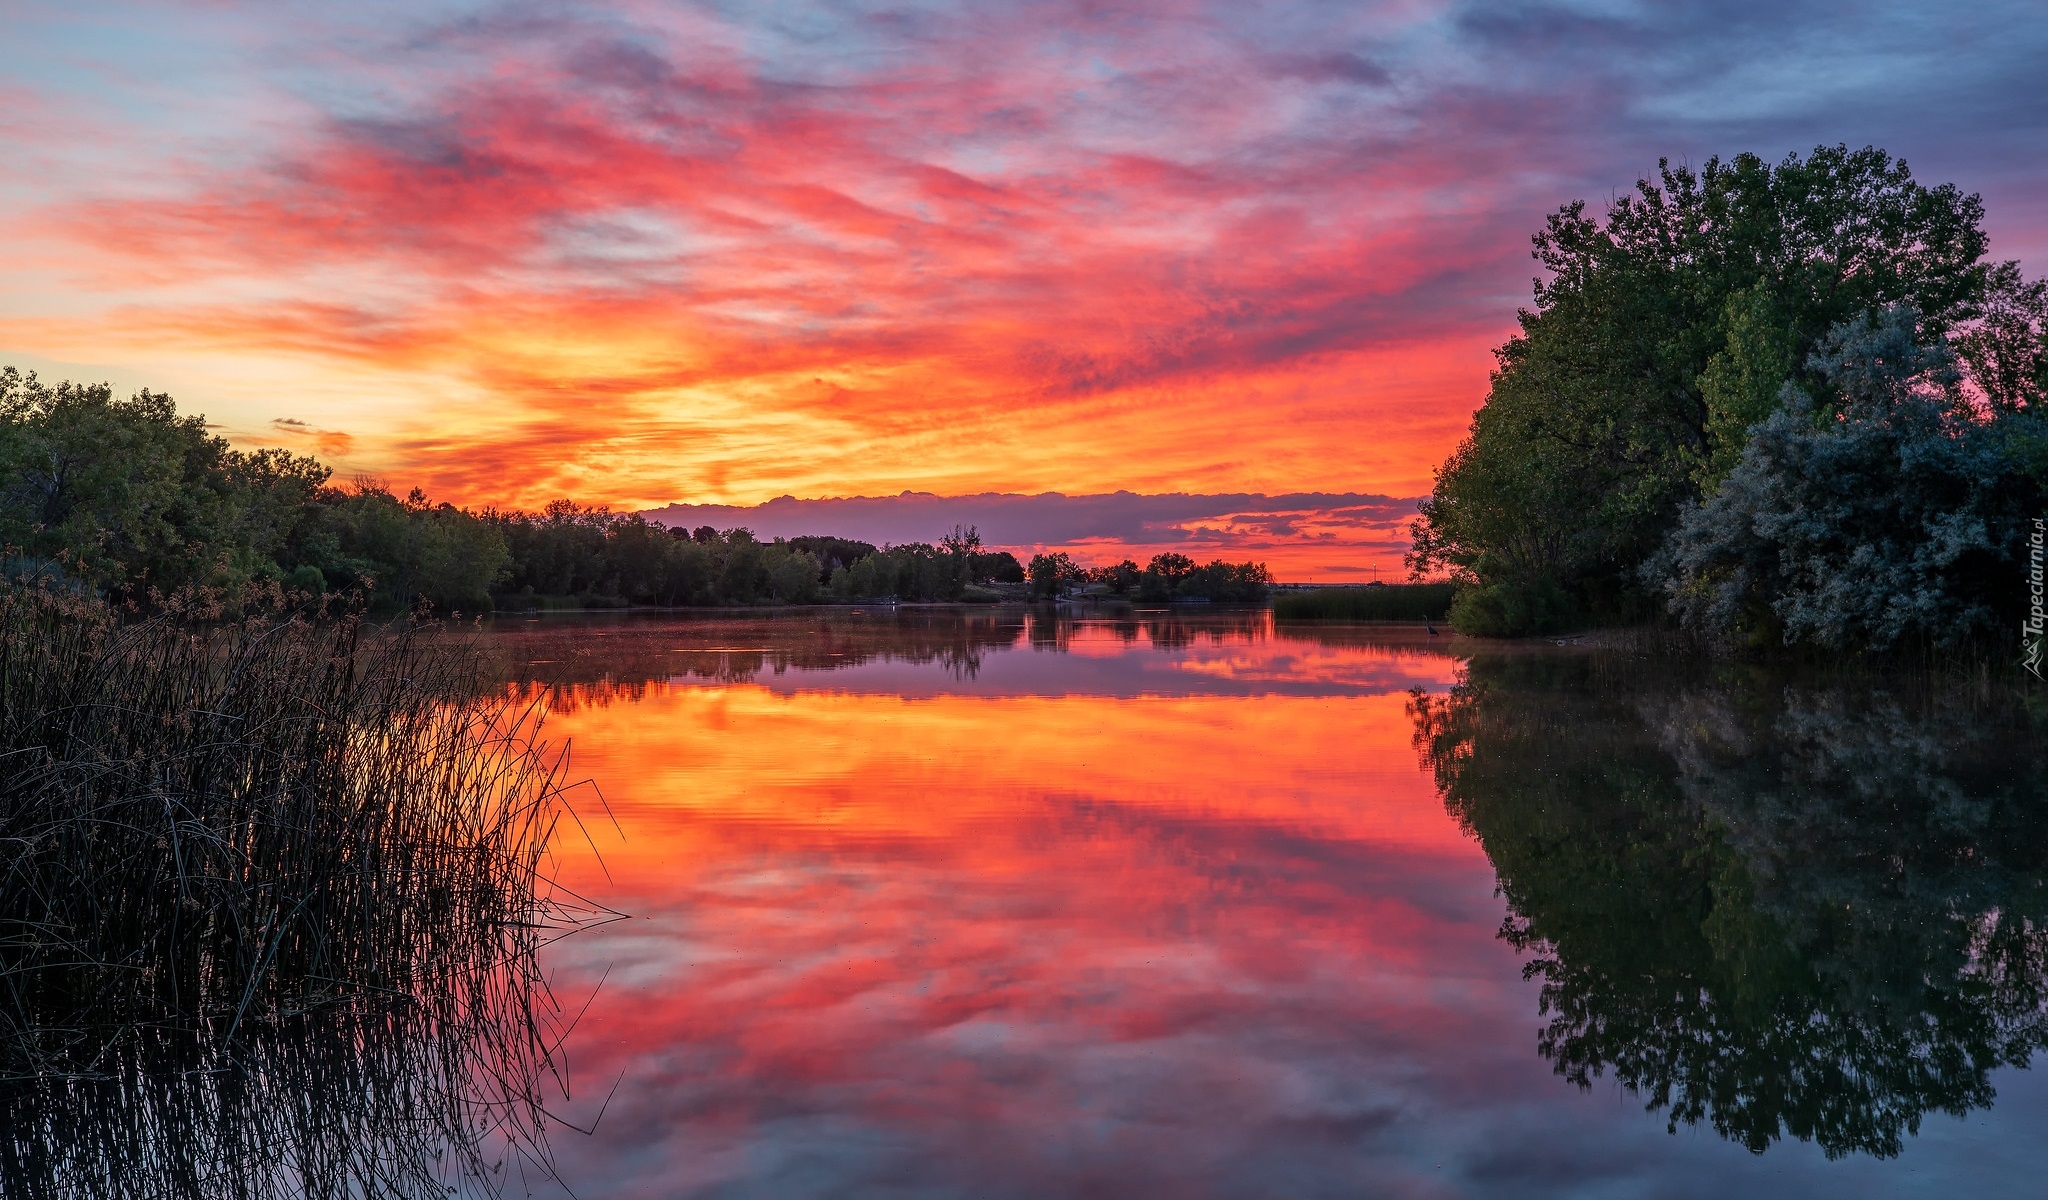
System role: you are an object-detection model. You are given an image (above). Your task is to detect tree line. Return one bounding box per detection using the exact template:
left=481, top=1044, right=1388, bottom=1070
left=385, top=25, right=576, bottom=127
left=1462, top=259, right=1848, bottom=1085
left=1408, top=145, right=2048, bottom=651
left=484, top=509, right=1029, bottom=607
left=0, top=373, right=1267, bottom=609
left=1024, top=550, right=1271, bottom=602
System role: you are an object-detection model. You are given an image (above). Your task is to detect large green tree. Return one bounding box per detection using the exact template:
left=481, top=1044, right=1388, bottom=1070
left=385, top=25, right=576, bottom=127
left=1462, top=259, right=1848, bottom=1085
left=1409, top=146, right=1991, bottom=633
left=0, top=368, right=329, bottom=595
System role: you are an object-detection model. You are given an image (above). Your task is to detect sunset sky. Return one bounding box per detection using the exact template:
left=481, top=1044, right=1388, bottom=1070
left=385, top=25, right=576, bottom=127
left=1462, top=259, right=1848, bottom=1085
left=4, top=1, right=2046, bottom=572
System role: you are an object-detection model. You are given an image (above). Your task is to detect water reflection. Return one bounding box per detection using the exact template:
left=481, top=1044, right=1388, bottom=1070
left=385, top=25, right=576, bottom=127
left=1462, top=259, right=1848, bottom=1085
left=486, top=609, right=1279, bottom=685
left=487, top=609, right=1453, bottom=704
left=1412, top=654, right=2048, bottom=1158
left=3, top=1006, right=563, bottom=1199
left=514, top=614, right=1493, bottom=1197
left=484, top=613, right=2043, bottom=1196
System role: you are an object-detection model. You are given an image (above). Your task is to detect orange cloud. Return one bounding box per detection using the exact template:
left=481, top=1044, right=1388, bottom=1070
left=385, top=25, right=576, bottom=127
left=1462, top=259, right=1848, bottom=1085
left=20, top=2, right=2039, bottom=576
left=1, top=5, right=1517, bottom=580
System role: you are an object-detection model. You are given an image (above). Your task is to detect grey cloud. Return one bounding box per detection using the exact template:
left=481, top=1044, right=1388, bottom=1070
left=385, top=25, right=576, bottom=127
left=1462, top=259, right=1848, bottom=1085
left=641, top=490, right=1420, bottom=551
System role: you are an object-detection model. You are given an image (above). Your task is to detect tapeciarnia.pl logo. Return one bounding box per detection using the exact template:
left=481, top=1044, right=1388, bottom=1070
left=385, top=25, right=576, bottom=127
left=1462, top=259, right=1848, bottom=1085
left=2027, top=517, right=2045, bottom=679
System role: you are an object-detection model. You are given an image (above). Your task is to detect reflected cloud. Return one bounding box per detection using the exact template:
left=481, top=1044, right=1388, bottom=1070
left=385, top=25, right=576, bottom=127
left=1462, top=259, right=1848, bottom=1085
left=460, top=616, right=2048, bottom=1197
left=529, top=675, right=1503, bottom=1196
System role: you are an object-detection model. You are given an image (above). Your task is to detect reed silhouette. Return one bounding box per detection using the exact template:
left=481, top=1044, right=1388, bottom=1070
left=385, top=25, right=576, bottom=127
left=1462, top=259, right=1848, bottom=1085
left=0, top=585, right=606, bottom=1198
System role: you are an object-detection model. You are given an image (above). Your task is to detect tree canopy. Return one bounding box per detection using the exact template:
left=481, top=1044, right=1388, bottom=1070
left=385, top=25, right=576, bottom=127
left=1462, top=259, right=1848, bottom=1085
left=1651, top=307, right=2044, bottom=650
left=1407, top=145, right=2046, bottom=641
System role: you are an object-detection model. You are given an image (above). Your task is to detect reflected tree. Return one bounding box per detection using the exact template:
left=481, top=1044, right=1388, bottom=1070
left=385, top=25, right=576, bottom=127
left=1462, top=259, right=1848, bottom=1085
left=1410, top=655, right=2048, bottom=1157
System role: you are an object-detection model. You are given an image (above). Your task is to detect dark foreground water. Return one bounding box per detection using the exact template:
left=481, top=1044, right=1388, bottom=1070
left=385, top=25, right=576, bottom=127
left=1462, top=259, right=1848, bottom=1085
left=498, top=610, right=2046, bottom=1198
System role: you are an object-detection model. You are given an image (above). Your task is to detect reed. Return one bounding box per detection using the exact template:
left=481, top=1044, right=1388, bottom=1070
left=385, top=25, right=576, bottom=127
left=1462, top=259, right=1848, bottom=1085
left=0, top=585, right=600, bottom=1197
left=1272, top=583, right=1458, bottom=622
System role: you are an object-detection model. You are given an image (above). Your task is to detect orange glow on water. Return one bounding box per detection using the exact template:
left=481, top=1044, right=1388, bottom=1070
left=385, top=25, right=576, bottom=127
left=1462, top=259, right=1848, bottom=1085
left=452, top=611, right=2048, bottom=1193
left=547, top=686, right=1474, bottom=881
left=505, top=616, right=1547, bottom=1192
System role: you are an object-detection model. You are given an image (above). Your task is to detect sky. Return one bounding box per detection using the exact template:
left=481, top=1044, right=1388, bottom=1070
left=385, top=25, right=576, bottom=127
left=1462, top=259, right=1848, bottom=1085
left=3, top=1, right=2046, bottom=575
left=647, top=491, right=1421, bottom=579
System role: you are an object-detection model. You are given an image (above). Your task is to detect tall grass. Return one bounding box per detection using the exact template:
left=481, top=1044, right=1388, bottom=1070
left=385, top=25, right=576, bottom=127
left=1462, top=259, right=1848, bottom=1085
left=0, top=585, right=601, bottom=1198
left=1272, top=583, right=1457, bottom=622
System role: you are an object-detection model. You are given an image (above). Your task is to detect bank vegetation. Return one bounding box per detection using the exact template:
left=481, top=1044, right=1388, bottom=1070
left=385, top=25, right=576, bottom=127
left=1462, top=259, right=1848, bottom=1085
left=0, top=584, right=597, bottom=1196
left=1407, top=145, right=2048, bottom=655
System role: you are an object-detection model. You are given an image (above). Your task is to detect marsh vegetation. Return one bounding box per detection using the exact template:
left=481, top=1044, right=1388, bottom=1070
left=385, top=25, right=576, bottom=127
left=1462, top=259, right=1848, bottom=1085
left=1271, top=583, right=1456, bottom=622
left=0, top=586, right=603, bottom=1198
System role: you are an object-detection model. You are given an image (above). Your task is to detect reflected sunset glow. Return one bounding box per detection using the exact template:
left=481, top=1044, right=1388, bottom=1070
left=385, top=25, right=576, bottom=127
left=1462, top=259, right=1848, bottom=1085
left=484, top=613, right=2047, bottom=1197
left=524, top=620, right=1508, bottom=1194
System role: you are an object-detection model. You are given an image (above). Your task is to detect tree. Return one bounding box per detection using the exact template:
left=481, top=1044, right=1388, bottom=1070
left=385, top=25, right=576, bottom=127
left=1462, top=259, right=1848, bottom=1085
left=764, top=545, right=822, bottom=603
left=1177, top=560, right=1271, bottom=602
left=971, top=549, right=1025, bottom=584
left=1953, top=260, right=2048, bottom=413
left=1026, top=551, right=1084, bottom=598
left=324, top=485, right=509, bottom=611
left=717, top=529, right=764, bottom=602
left=601, top=515, right=678, bottom=603
left=485, top=500, right=614, bottom=597
left=1649, top=307, right=2042, bottom=651
left=789, top=536, right=878, bottom=578
left=0, top=368, right=337, bottom=596
left=1696, top=282, right=1802, bottom=489
left=1146, top=553, right=1195, bottom=586
left=1410, top=146, right=1992, bottom=633
left=940, top=524, right=982, bottom=596
left=1093, top=559, right=1141, bottom=595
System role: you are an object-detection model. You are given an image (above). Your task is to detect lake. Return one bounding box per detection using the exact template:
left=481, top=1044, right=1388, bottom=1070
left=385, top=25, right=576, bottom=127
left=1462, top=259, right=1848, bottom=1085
left=492, top=609, right=2048, bottom=1199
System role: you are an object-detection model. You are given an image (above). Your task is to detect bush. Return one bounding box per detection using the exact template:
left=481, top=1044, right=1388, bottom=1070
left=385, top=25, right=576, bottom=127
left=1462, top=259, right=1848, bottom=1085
left=1650, top=307, right=2042, bottom=652
left=1447, top=579, right=1575, bottom=637
left=1272, top=583, right=1456, bottom=622
left=286, top=562, right=326, bottom=594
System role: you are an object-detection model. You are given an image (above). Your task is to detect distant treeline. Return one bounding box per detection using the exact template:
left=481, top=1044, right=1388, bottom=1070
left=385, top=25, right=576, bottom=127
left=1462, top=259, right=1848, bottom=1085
left=0, top=370, right=1266, bottom=609
left=1025, top=551, right=1271, bottom=603
left=489, top=510, right=1025, bottom=607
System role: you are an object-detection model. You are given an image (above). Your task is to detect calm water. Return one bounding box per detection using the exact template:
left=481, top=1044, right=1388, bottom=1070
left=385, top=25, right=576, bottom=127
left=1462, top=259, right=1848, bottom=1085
left=495, top=610, right=2048, bottom=1199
